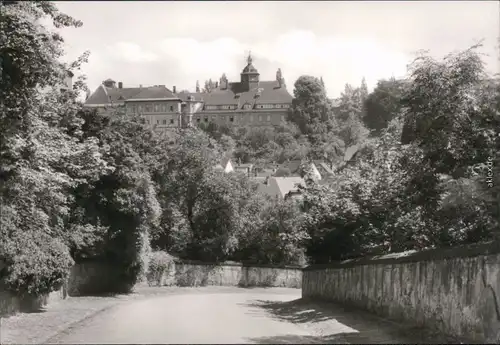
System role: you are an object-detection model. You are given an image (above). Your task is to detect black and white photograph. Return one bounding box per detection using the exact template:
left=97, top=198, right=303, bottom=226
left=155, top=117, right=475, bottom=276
left=0, top=0, right=499, bottom=344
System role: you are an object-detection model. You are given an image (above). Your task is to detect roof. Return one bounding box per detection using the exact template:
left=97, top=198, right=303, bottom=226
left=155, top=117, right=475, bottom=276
left=85, top=84, right=145, bottom=105
left=312, top=160, right=335, bottom=178
left=242, top=63, right=259, bottom=74
left=267, top=177, right=306, bottom=199
left=177, top=80, right=292, bottom=109
left=127, top=86, right=178, bottom=101
left=234, top=163, right=253, bottom=169
left=344, top=145, right=360, bottom=162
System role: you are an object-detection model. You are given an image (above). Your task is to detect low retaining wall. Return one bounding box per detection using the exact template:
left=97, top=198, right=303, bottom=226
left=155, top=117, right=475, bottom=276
left=149, top=260, right=303, bottom=288
left=0, top=282, right=67, bottom=317
left=302, top=242, right=500, bottom=343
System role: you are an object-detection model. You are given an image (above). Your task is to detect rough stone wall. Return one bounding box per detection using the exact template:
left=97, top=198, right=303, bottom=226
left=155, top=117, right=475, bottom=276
left=302, top=242, right=500, bottom=343
left=67, top=261, right=126, bottom=296
left=151, top=261, right=302, bottom=288
left=0, top=283, right=67, bottom=317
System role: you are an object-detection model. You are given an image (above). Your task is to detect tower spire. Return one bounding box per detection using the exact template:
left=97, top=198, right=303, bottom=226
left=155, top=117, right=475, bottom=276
left=247, top=50, right=253, bottom=65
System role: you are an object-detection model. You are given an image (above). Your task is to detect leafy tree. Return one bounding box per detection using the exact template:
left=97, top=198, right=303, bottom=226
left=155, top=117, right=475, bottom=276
left=0, top=1, right=108, bottom=295
left=336, top=83, right=369, bottom=147
left=363, top=78, right=406, bottom=136
left=235, top=197, right=308, bottom=265
left=289, top=75, right=337, bottom=141
left=69, top=111, right=161, bottom=291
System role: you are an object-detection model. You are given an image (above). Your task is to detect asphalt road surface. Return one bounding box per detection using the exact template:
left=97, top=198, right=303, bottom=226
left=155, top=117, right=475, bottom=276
left=45, top=288, right=437, bottom=344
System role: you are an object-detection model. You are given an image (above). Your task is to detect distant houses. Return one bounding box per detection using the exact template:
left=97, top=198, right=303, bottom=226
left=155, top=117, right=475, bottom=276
left=213, top=143, right=362, bottom=200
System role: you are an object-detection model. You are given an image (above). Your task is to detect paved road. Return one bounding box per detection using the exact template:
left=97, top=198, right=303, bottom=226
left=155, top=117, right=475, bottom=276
left=45, top=288, right=441, bottom=344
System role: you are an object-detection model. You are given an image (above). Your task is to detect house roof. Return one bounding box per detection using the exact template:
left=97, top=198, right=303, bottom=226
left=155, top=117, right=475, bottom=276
left=127, top=85, right=179, bottom=101
left=175, top=80, right=292, bottom=110
left=267, top=177, right=306, bottom=199
left=85, top=84, right=145, bottom=105
left=344, top=144, right=360, bottom=162
left=312, top=160, right=335, bottom=178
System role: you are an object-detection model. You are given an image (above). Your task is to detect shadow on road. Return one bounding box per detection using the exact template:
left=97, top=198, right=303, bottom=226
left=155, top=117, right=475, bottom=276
left=243, top=298, right=464, bottom=344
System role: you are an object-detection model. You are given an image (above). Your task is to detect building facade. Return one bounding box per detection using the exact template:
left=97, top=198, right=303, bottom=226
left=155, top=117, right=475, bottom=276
left=83, top=53, right=293, bottom=131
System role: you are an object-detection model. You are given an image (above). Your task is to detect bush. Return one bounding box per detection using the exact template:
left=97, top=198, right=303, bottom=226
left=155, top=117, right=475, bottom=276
left=1, top=233, right=73, bottom=296
left=146, top=251, right=175, bottom=286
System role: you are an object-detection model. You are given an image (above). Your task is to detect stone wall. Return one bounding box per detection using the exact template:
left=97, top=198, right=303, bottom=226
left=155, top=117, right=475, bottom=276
left=148, top=260, right=303, bottom=288
left=0, top=282, right=67, bottom=317
left=302, top=242, right=500, bottom=343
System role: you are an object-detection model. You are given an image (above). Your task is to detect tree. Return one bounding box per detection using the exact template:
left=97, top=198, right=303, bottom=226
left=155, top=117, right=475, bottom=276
left=235, top=197, right=308, bottom=265
left=69, top=111, right=162, bottom=291
left=289, top=75, right=337, bottom=139
left=0, top=1, right=109, bottom=295
left=336, top=83, right=369, bottom=147
left=363, top=78, right=406, bottom=136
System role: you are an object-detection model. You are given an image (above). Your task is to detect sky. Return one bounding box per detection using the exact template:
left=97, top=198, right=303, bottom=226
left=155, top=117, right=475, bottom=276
left=53, top=1, right=499, bottom=98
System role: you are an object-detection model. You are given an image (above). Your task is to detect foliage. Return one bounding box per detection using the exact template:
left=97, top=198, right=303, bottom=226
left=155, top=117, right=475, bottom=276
left=235, top=197, right=308, bottom=265
left=146, top=251, right=175, bottom=286
left=70, top=111, right=162, bottom=291
left=0, top=1, right=107, bottom=295
left=301, top=45, right=499, bottom=263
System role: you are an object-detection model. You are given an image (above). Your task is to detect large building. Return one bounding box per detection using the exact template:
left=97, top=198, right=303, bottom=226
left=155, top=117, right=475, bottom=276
left=84, top=53, right=293, bottom=130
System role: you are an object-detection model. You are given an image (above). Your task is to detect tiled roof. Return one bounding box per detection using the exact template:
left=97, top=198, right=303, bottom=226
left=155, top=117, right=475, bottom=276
left=177, top=81, right=292, bottom=109
left=85, top=85, right=144, bottom=105
left=128, top=86, right=178, bottom=101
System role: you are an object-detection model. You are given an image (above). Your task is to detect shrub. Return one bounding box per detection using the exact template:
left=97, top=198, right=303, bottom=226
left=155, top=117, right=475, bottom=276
left=1, top=232, right=73, bottom=296
left=146, top=251, right=175, bottom=286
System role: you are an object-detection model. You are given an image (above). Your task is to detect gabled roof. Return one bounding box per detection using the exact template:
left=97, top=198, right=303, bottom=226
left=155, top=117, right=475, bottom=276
left=127, top=86, right=179, bottom=101
left=85, top=84, right=144, bottom=105
left=312, top=160, right=335, bottom=178
left=267, top=177, right=306, bottom=199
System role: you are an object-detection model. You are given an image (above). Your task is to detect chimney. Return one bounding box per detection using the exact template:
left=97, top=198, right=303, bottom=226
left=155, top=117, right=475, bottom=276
left=118, top=82, right=123, bottom=89
left=173, top=86, right=177, bottom=93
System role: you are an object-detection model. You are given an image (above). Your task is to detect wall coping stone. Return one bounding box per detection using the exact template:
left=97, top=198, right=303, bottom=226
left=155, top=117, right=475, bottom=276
left=173, top=259, right=304, bottom=270
left=303, top=241, right=500, bottom=271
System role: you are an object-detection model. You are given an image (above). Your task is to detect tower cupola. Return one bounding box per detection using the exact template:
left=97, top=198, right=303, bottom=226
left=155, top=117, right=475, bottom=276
left=240, top=51, right=260, bottom=91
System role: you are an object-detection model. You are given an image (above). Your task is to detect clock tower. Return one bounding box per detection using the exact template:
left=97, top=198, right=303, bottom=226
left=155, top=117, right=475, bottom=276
left=240, top=52, right=260, bottom=91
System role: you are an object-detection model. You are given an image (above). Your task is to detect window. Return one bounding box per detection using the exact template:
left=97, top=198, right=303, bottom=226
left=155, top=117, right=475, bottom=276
left=138, top=105, right=143, bottom=112
left=259, top=115, right=263, bottom=122
left=204, top=117, right=208, bottom=122
left=281, top=115, right=285, bottom=121
left=156, top=119, right=160, bottom=124
left=145, top=104, right=152, bottom=112
left=154, top=104, right=159, bottom=112
left=169, top=105, right=174, bottom=112
left=161, top=104, right=167, bottom=112
left=170, top=119, right=174, bottom=124
left=267, top=115, right=271, bottom=121
left=230, top=117, right=234, bottom=122
left=197, top=118, right=201, bottom=123
left=244, top=103, right=252, bottom=109
left=162, top=119, right=167, bottom=125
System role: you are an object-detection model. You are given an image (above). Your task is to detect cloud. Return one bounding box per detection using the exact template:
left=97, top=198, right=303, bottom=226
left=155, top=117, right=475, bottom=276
left=154, top=30, right=410, bottom=97
left=106, top=42, right=158, bottom=63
